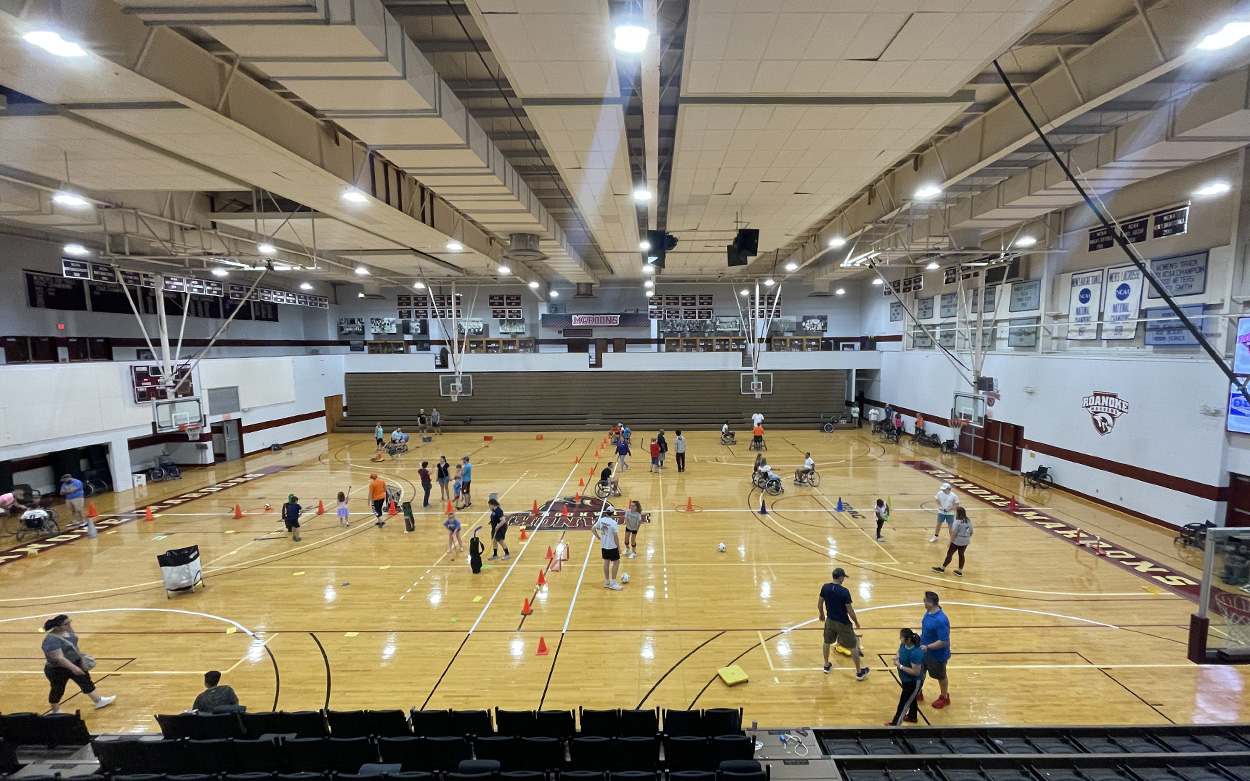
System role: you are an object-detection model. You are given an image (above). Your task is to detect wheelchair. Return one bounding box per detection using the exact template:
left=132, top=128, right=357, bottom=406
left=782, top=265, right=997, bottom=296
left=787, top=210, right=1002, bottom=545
left=752, top=471, right=784, bottom=496
left=385, top=437, right=409, bottom=458
left=749, top=435, right=767, bottom=451
left=1024, top=465, right=1053, bottom=489
left=594, top=478, right=620, bottom=499
left=720, top=432, right=737, bottom=446
left=912, top=430, right=942, bottom=448
left=16, top=507, right=60, bottom=543
left=1176, top=520, right=1215, bottom=550
left=794, top=469, right=821, bottom=487
left=876, top=424, right=900, bottom=444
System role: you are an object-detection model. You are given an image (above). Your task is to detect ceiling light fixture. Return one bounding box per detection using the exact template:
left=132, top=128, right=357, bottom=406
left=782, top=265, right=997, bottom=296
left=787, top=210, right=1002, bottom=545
left=739, top=289, right=749, bottom=296
left=414, top=281, right=427, bottom=290
left=22, top=31, right=88, bottom=57
left=915, top=184, right=943, bottom=199
left=528, top=280, right=540, bottom=289
left=52, top=192, right=90, bottom=208
left=835, top=287, right=845, bottom=296
left=257, top=243, right=276, bottom=255
left=357, top=292, right=365, bottom=298
left=828, top=236, right=846, bottom=248
left=645, top=289, right=654, bottom=297
left=632, top=188, right=652, bottom=202
left=1197, top=21, right=1250, bottom=50
left=613, top=24, right=649, bottom=53
left=871, top=278, right=884, bottom=285
left=926, top=261, right=940, bottom=270
left=62, top=243, right=89, bottom=256
left=497, top=265, right=510, bottom=275
left=644, top=280, right=654, bottom=288
left=445, top=240, right=463, bottom=251
left=341, top=188, right=368, bottom=203
left=642, top=264, right=655, bottom=274
left=784, top=261, right=798, bottom=272
left=549, top=290, right=559, bottom=298
left=763, top=278, right=775, bottom=287
left=1015, top=235, right=1038, bottom=247
left=300, top=282, right=313, bottom=290
left=1195, top=181, right=1232, bottom=196
left=354, top=266, right=370, bottom=276
left=211, top=268, right=229, bottom=278
left=639, top=240, right=651, bottom=251
left=273, top=264, right=293, bottom=271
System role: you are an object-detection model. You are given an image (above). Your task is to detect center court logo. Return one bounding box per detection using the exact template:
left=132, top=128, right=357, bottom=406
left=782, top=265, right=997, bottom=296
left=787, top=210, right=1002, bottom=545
left=506, top=496, right=651, bottom=531
left=1082, top=391, right=1129, bottom=436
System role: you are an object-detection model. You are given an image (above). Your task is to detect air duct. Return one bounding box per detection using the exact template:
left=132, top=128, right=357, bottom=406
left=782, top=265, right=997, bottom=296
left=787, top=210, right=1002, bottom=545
left=574, top=283, right=595, bottom=298
left=360, top=281, right=385, bottom=299
left=504, top=233, right=549, bottom=263
left=807, top=280, right=833, bottom=297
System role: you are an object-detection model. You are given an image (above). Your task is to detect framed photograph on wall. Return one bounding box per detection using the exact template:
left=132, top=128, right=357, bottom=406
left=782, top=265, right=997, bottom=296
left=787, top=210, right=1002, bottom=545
left=338, top=317, right=365, bottom=336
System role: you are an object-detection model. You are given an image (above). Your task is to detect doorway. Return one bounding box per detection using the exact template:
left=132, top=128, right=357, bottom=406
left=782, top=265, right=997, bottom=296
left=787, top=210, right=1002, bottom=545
left=1227, top=473, right=1250, bottom=527
left=212, top=419, right=243, bottom=462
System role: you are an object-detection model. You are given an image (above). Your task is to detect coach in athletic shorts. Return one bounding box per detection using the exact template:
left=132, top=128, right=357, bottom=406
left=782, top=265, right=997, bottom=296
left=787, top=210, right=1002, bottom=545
left=487, top=498, right=510, bottom=561
left=818, top=567, right=869, bottom=680
left=919, top=591, right=952, bottom=709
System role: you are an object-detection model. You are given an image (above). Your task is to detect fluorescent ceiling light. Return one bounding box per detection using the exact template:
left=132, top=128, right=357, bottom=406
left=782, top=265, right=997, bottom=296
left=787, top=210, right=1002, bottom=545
left=614, top=24, right=649, bottom=53
left=354, top=266, right=370, bottom=276
left=273, top=264, right=293, bottom=271
left=915, top=184, right=943, bottom=199
left=644, top=280, right=654, bottom=288
left=1195, top=181, right=1231, bottom=196
left=23, top=31, right=87, bottom=58
left=528, top=280, right=540, bottom=289
left=926, top=261, right=940, bottom=270
left=828, top=236, right=846, bottom=248
left=62, top=243, right=89, bottom=256
left=257, top=243, right=276, bottom=255
left=763, top=278, right=775, bottom=287
left=1015, top=236, right=1038, bottom=247
left=872, top=278, right=884, bottom=285
left=835, top=288, right=845, bottom=296
left=52, top=192, right=90, bottom=208
left=414, top=281, right=426, bottom=290
left=549, top=290, right=559, bottom=298
left=341, top=188, right=368, bottom=203
left=445, top=240, right=463, bottom=251
left=639, top=240, right=651, bottom=251
left=632, top=188, right=652, bottom=202
left=497, top=265, right=510, bottom=275
left=642, top=264, right=655, bottom=273
left=211, top=268, right=229, bottom=277
left=739, top=289, right=749, bottom=296
left=1197, top=22, right=1250, bottom=50
left=784, top=262, right=798, bottom=272
left=645, top=289, right=654, bottom=297
left=300, top=282, right=312, bottom=290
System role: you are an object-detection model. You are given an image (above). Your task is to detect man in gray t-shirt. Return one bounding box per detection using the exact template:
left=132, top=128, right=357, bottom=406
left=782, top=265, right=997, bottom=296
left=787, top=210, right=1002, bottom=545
left=193, top=670, right=240, bottom=712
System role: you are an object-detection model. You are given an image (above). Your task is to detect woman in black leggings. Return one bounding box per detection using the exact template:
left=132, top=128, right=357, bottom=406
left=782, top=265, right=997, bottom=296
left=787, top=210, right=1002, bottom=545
left=42, top=615, right=115, bottom=712
left=887, top=628, right=925, bottom=726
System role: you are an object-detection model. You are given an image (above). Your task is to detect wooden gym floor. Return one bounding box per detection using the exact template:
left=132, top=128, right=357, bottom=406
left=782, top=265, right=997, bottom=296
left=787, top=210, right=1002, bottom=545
left=0, top=427, right=1245, bottom=731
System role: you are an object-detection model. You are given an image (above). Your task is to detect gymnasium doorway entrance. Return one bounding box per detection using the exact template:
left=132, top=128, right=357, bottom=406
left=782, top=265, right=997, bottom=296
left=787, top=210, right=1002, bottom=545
left=211, top=419, right=243, bottom=462
left=959, top=419, right=1024, bottom=471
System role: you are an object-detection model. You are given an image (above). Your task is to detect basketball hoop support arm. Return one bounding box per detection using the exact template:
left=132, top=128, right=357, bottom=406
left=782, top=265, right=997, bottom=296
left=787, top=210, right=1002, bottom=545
left=995, top=60, right=1250, bottom=405
left=871, top=262, right=975, bottom=388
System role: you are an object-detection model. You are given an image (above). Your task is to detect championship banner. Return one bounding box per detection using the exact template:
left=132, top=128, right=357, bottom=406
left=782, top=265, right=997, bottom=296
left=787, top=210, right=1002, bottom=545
left=1101, top=264, right=1143, bottom=341
left=1067, top=269, right=1104, bottom=340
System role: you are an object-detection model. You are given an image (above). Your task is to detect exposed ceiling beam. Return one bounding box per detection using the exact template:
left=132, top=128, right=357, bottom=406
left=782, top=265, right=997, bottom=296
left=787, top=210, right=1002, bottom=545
left=1016, top=32, right=1103, bottom=47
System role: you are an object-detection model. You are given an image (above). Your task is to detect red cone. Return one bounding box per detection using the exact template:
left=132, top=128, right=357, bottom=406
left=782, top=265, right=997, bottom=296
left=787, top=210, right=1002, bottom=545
left=579, top=477, right=584, bottom=486
left=545, top=546, right=554, bottom=560
left=447, top=500, right=453, bottom=513
left=144, top=506, right=155, bottom=521
left=521, top=599, right=533, bottom=615
left=87, top=502, right=98, bottom=519
left=234, top=504, right=244, bottom=520
left=519, top=527, right=528, bottom=541
left=532, top=499, right=539, bottom=513
left=536, top=636, right=549, bottom=655
left=537, top=570, right=547, bottom=586
left=317, top=500, right=325, bottom=515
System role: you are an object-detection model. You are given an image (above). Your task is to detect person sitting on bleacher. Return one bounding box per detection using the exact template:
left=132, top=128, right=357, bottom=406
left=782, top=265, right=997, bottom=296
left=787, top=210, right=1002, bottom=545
left=193, top=670, right=240, bottom=713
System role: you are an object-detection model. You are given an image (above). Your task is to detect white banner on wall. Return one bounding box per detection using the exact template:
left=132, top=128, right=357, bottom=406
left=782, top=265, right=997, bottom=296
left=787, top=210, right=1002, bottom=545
left=1067, top=269, right=1104, bottom=340
left=1101, top=264, right=1144, bottom=341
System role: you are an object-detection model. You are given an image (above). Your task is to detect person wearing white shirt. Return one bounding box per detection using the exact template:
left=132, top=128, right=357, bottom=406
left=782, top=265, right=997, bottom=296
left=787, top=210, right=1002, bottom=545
left=797, top=452, right=815, bottom=484
left=850, top=404, right=860, bottom=428
left=721, top=421, right=735, bottom=444
left=868, top=407, right=883, bottom=425
left=593, top=515, right=623, bottom=590
left=931, top=483, right=960, bottom=543
left=751, top=412, right=764, bottom=428
left=756, top=460, right=780, bottom=492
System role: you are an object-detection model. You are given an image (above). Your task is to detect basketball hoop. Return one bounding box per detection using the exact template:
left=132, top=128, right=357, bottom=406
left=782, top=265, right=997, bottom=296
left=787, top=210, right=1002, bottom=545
left=180, top=423, right=204, bottom=441
left=1213, top=591, right=1250, bottom=650
left=751, top=381, right=763, bottom=400
left=449, top=383, right=461, bottom=403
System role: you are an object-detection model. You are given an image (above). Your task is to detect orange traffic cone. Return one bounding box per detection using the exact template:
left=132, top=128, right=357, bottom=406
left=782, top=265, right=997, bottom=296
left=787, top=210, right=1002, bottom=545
left=536, top=636, right=549, bottom=655
left=1008, top=495, right=1018, bottom=511
left=144, top=506, right=155, bottom=521
left=521, top=599, right=533, bottom=616
left=579, top=477, right=585, bottom=487
left=545, top=546, right=554, bottom=560
left=574, top=493, right=581, bottom=502
left=519, top=527, right=528, bottom=541
left=447, top=500, right=454, bottom=513
left=537, top=570, right=547, bottom=586
left=317, top=500, right=325, bottom=515
left=388, top=500, right=399, bottom=516
left=561, top=504, right=569, bottom=516
left=536, top=434, right=544, bottom=440
left=686, top=497, right=694, bottom=511
left=234, top=504, right=244, bottom=520
left=87, top=502, right=98, bottom=519
left=574, top=456, right=580, bottom=463
left=594, top=451, right=599, bottom=458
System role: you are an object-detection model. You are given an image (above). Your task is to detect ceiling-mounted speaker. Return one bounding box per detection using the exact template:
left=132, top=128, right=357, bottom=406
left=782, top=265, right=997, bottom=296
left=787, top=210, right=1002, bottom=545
left=727, top=244, right=748, bottom=266
left=735, top=229, right=759, bottom=256
left=645, top=229, right=676, bottom=270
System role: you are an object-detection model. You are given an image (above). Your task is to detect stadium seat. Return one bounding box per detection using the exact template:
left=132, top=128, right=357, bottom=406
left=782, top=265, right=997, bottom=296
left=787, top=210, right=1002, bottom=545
left=561, top=772, right=607, bottom=781
left=378, top=737, right=425, bottom=770
left=660, top=711, right=702, bottom=738
left=474, top=736, right=520, bottom=766
left=416, top=736, right=472, bottom=770
left=409, top=710, right=453, bottom=737
left=534, top=710, right=576, bottom=739
left=227, top=773, right=278, bottom=781
left=721, top=760, right=768, bottom=781
left=496, top=709, right=538, bottom=737
left=501, top=772, right=545, bottom=781
left=283, top=738, right=335, bottom=772
left=0, top=738, right=16, bottom=776
left=385, top=773, right=435, bottom=780
left=578, top=709, right=620, bottom=737
left=0, top=712, right=91, bottom=747
left=569, top=736, right=611, bottom=770
left=145, top=739, right=192, bottom=774
left=114, top=775, right=163, bottom=781
left=670, top=772, right=715, bottom=781
left=450, top=710, right=494, bottom=737
left=516, top=736, right=563, bottom=771
left=277, top=774, right=331, bottom=781
left=235, top=737, right=285, bottom=772
left=168, top=774, right=215, bottom=781
left=93, top=737, right=150, bottom=773
left=701, top=709, right=742, bottom=737
left=186, top=738, right=238, bottom=774
left=365, top=711, right=413, bottom=738
left=157, top=713, right=244, bottom=740
left=618, top=711, right=658, bottom=738
left=612, top=737, right=658, bottom=771
left=663, top=736, right=708, bottom=771
left=461, top=760, right=502, bottom=774
left=612, top=771, right=659, bottom=781
left=710, top=735, right=753, bottom=763
left=330, top=736, right=380, bottom=772
left=328, top=710, right=411, bottom=739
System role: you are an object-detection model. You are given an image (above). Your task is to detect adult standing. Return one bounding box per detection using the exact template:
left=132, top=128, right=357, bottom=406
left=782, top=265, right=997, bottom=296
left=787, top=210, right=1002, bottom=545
left=817, top=567, right=870, bottom=680
left=42, top=615, right=115, bottom=712
left=487, top=498, right=510, bottom=561
left=417, top=409, right=428, bottom=437
left=933, top=507, right=973, bottom=576
left=436, top=456, right=451, bottom=502
left=751, top=411, right=764, bottom=429
left=418, top=461, right=433, bottom=508
left=368, top=473, right=388, bottom=527
left=887, top=629, right=925, bottom=725
left=919, top=591, right=952, bottom=708
left=60, top=474, right=85, bottom=527
left=867, top=406, right=883, bottom=430
left=374, top=422, right=385, bottom=452
left=656, top=430, right=669, bottom=470
left=850, top=403, right=861, bottom=428
left=460, top=457, right=474, bottom=508
left=616, top=436, right=631, bottom=472
left=592, top=513, right=623, bottom=590
left=930, top=483, right=959, bottom=543
left=431, top=408, right=442, bottom=435
left=674, top=430, right=687, bottom=472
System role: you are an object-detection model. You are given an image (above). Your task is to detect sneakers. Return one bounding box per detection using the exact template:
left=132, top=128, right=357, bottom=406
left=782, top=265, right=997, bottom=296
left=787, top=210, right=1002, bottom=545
left=856, top=667, right=871, bottom=681
left=953, top=570, right=963, bottom=577
left=293, top=535, right=301, bottom=542
left=932, top=566, right=945, bottom=573
left=628, top=550, right=637, bottom=559
left=876, top=536, right=885, bottom=542
left=607, top=580, right=623, bottom=591
left=932, top=694, right=950, bottom=709
left=501, top=554, right=511, bottom=561
left=94, top=696, right=116, bottom=710
left=488, top=555, right=500, bottom=561
left=929, top=535, right=939, bottom=542
left=823, top=663, right=832, bottom=674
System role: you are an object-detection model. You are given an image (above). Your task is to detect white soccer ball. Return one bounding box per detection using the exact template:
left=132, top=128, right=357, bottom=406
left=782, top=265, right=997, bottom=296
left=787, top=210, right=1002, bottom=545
left=718, top=543, right=727, bottom=552
left=620, top=573, right=630, bottom=584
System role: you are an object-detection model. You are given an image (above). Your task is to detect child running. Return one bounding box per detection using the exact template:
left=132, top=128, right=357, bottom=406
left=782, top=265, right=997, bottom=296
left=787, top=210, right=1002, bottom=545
left=444, top=510, right=464, bottom=560
left=281, top=494, right=302, bottom=542
left=337, top=491, right=350, bottom=528
left=623, top=500, right=643, bottom=559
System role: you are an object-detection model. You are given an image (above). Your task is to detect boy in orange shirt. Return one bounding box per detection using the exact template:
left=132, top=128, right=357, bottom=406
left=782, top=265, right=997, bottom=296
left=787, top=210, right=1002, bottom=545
left=368, top=473, right=388, bottom=527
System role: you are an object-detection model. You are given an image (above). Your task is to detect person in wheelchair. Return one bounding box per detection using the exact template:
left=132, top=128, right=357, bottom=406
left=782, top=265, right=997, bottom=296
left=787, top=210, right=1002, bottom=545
left=755, top=459, right=781, bottom=492
left=721, top=420, right=736, bottom=445
left=796, top=453, right=815, bottom=484
left=0, top=492, right=29, bottom=517
left=751, top=424, right=765, bottom=450
left=599, top=465, right=621, bottom=497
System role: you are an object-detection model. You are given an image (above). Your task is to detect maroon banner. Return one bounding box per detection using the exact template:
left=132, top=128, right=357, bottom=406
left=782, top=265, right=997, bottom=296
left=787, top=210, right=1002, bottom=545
left=541, top=312, right=650, bottom=329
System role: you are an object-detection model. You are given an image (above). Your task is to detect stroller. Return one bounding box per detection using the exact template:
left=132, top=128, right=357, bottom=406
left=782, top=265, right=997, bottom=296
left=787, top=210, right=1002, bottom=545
left=158, top=545, right=205, bottom=597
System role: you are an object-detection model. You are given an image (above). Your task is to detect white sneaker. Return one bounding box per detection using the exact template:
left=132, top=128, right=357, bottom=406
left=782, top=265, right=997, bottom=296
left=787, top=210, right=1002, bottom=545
left=628, top=550, right=636, bottom=559
left=876, top=536, right=885, bottom=542
left=929, top=536, right=939, bottom=542
left=607, top=580, right=623, bottom=591
left=94, top=696, right=116, bottom=710
left=605, top=579, right=611, bottom=588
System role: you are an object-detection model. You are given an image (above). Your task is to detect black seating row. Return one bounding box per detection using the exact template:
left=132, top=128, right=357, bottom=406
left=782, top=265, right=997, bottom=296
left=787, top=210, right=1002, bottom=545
left=0, top=711, right=92, bottom=747
left=156, top=709, right=741, bottom=742
left=816, top=726, right=1250, bottom=757
left=93, top=734, right=756, bottom=775
left=36, top=771, right=765, bottom=781
left=832, top=755, right=1250, bottom=781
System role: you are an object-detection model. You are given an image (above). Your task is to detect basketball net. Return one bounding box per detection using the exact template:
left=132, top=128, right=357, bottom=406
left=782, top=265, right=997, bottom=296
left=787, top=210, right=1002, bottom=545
left=752, top=381, right=763, bottom=400
left=181, top=423, right=203, bottom=441
left=1213, top=590, right=1250, bottom=650
left=450, top=386, right=460, bottom=403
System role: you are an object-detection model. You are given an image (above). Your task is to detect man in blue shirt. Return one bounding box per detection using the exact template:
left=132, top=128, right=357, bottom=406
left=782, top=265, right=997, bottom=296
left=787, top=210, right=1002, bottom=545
left=59, top=474, right=85, bottom=527
left=615, top=437, right=631, bottom=472
left=460, top=457, right=474, bottom=508
left=919, top=590, right=952, bottom=708
left=817, top=567, right=869, bottom=680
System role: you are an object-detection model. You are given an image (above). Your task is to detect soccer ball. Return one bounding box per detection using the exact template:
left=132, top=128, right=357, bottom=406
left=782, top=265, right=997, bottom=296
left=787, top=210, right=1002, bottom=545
left=718, top=543, right=726, bottom=552
left=620, top=573, right=630, bottom=584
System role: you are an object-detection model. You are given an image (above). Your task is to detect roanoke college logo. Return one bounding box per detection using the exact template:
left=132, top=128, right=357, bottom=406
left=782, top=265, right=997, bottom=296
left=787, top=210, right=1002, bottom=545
left=1082, top=391, right=1129, bottom=436
left=506, top=496, right=651, bottom=531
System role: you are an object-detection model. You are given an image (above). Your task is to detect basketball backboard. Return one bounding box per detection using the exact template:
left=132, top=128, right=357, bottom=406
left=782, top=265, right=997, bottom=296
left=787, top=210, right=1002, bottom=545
left=952, top=392, right=987, bottom=426
left=154, top=396, right=205, bottom=433
left=1190, top=525, right=1250, bottom=664
left=439, top=374, right=473, bottom=400
left=740, top=372, right=773, bottom=397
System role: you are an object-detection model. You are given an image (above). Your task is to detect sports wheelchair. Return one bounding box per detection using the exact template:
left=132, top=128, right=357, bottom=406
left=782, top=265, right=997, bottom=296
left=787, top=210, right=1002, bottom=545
left=720, top=431, right=737, bottom=446
left=594, top=478, right=621, bottom=499
left=794, top=468, right=822, bottom=487
left=1176, top=520, right=1215, bottom=550
left=752, top=470, right=783, bottom=496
